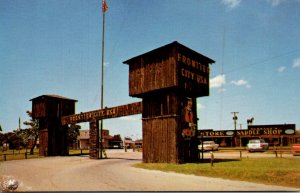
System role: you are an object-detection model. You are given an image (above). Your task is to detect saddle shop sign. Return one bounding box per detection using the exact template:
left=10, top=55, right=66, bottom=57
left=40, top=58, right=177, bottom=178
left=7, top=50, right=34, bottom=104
left=199, top=124, right=296, bottom=137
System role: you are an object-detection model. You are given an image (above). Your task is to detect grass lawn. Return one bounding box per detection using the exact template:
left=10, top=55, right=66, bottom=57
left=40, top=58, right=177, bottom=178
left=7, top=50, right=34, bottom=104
left=134, top=158, right=300, bottom=188
left=0, top=149, right=42, bottom=161
left=69, top=149, right=89, bottom=155
left=0, top=149, right=90, bottom=161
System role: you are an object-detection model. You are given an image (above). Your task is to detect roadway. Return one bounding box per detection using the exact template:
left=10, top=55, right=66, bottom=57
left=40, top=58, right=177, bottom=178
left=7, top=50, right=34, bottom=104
left=0, top=149, right=298, bottom=191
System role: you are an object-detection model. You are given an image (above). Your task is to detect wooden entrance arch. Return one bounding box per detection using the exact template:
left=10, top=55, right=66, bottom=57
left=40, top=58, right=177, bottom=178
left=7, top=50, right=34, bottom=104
left=31, top=41, right=215, bottom=163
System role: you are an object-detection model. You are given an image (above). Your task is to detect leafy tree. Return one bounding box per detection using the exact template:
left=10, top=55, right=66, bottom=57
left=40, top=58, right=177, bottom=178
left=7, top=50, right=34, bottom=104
left=68, top=124, right=81, bottom=148
left=5, top=132, right=24, bottom=150
left=0, top=133, right=4, bottom=151
left=0, top=124, right=3, bottom=150
left=22, top=111, right=39, bottom=154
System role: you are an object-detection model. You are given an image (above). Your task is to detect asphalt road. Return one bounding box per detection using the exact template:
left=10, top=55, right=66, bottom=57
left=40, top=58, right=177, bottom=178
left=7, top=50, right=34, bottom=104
left=0, top=150, right=298, bottom=191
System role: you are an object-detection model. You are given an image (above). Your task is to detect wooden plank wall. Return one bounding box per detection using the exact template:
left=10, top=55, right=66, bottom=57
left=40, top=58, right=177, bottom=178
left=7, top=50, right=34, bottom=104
left=128, top=53, right=177, bottom=97
left=143, top=117, right=178, bottom=163
left=142, top=92, right=199, bottom=163
left=38, top=129, right=48, bottom=156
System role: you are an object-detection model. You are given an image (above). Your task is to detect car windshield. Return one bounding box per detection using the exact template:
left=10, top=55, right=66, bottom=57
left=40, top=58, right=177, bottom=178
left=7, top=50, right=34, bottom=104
left=249, top=140, right=260, bottom=144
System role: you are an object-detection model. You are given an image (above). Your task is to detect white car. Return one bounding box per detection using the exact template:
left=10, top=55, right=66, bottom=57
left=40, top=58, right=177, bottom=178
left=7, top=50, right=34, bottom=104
left=198, top=141, right=219, bottom=151
left=247, top=139, right=269, bottom=152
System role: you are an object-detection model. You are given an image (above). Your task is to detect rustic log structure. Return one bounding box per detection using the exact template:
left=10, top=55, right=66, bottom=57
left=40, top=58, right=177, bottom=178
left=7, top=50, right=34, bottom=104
left=124, top=41, right=215, bottom=163
left=89, top=119, right=99, bottom=159
left=30, top=41, right=215, bottom=163
left=61, top=102, right=142, bottom=159
left=30, top=95, right=77, bottom=156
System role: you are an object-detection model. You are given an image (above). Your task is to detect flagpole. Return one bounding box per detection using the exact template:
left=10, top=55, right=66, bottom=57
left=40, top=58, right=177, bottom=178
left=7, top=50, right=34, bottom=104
left=100, top=3, right=106, bottom=159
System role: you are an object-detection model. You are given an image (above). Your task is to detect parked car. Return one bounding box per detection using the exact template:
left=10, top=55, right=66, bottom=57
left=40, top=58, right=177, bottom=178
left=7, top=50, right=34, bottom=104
left=246, top=139, right=269, bottom=152
left=291, top=144, right=300, bottom=156
left=198, top=141, right=219, bottom=151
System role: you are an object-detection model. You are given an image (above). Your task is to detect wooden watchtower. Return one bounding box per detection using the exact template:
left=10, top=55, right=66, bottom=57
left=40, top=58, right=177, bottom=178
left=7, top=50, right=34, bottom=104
left=124, top=41, right=215, bottom=163
left=30, top=95, right=77, bottom=156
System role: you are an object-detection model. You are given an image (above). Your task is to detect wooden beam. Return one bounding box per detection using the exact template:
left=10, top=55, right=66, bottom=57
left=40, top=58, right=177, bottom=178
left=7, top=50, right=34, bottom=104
left=61, top=102, right=142, bottom=125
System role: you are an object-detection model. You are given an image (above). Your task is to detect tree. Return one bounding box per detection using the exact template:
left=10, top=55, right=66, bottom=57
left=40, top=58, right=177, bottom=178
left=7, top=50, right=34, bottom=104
left=22, top=111, right=39, bottom=154
left=0, top=124, right=3, bottom=150
left=68, top=124, right=81, bottom=148
left=5, top=132, right=24, bottom=150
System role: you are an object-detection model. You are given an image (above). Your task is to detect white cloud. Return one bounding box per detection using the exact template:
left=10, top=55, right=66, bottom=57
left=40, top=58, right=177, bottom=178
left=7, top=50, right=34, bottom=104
left=267, top=0, right=300, bottom=7
left=292, top=58, right=300, bottom=68
left=231, top=79, right=247, bottom=86
left=197, top=103, right=206, bottom=110
left=267, top=0, right=286, bottom=7
left=277, top=66, right=286, bottom=72
left=231, top=79, right=251, bottom=88
left=210, top=74, right=226, bottom=88
left=222, top=0, right=241, bottom=9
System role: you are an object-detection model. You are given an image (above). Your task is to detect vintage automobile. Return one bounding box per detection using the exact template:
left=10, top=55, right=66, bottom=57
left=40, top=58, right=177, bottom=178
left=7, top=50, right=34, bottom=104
left=291, top=143, right=300, bottom=156
left=198, top=141, right=219, bottom=151
left=246, top=139, right=269, bottom=152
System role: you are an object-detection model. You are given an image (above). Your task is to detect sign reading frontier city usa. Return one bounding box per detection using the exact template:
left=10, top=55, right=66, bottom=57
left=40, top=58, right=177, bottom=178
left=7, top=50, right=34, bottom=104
left=61, top=102, right=142, bottom=125
left=199, top=124, right=296, bottom=137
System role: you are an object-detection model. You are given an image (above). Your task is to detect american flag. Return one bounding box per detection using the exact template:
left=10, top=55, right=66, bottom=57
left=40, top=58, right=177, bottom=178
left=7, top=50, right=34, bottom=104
left=102, top=0, right=108, bottom=13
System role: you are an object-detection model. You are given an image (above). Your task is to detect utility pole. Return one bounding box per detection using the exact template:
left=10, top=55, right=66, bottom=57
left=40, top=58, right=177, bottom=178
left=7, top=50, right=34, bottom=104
left=231, top=112, right=239, bottom=147
left=99, top=0, right=108, bottom=159
left=231, top=112, right=239, bottom=131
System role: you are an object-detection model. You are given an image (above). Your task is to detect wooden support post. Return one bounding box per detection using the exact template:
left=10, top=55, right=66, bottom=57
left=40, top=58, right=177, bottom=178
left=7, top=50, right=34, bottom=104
left=210, top=151, right=214, bottom=167
left=89, top=120, right=99, bottom=159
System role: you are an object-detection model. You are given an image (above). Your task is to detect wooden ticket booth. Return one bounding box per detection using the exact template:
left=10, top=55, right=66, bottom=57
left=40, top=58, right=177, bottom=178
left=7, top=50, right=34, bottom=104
left=123, top=41, right=215, bottom=163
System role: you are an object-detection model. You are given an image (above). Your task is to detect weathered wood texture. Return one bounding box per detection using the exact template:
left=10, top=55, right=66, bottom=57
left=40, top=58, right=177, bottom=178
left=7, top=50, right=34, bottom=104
left=123, top=41, right=215, bottom=98
left=142, top=92, right=198, bottom=163
left=31, top=95, right=77, bottom=119
left=61, top=102, right=142, bottom=125
left=124, top=42, right=213, bottom=163
left=30, top=95, right=76, bottom=156
left=143, top=117, right=178, bottom=163
left=89, top=120, right=99, bottom=159
left=38, top=129, right=48, bottom=156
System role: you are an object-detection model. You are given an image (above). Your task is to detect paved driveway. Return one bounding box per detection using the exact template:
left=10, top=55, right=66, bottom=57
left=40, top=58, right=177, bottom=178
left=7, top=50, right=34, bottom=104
left=0, top=150, right=298, bottom=191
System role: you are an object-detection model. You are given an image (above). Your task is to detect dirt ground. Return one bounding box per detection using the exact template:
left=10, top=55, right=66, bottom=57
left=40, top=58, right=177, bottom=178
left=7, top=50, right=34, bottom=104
left=0, top=149, right=298, bottom=191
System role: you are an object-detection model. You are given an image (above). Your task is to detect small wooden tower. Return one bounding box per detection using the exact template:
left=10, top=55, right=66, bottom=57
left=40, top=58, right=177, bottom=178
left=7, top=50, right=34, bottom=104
left=124, top=41, right=215, bottom=163
left=30, top=95, right=77, bottom=156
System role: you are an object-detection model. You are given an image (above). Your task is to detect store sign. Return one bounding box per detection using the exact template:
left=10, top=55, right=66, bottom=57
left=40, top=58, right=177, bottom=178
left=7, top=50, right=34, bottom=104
left=198, top=124, right=296, bottom=137
left=247, top=124, right=295, bottom=136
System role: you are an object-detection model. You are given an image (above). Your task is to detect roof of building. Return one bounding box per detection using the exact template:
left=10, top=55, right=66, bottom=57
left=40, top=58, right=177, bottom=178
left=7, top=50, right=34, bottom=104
left=30, top=94, right=77, bottom=102
left=123, top=41, right=215, bottom=65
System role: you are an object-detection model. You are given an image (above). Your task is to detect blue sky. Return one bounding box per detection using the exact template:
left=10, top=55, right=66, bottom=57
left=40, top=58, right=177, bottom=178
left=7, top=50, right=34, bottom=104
left=1, top=0, right=300, bottom=140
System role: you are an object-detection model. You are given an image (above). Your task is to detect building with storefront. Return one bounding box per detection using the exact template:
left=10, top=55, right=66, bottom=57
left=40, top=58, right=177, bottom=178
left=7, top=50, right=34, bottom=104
left=77, top=129, right=123, bottom=149
left=199, top=124, right=298, bottom=147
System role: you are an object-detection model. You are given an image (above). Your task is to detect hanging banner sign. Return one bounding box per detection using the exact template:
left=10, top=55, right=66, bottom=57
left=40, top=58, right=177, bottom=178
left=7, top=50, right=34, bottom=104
left=61, top=102, right=142, bottom=125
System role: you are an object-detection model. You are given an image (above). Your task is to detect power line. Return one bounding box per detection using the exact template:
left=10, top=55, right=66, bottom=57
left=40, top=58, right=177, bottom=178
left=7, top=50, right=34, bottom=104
left=224, top=48, right=300, bottom=74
